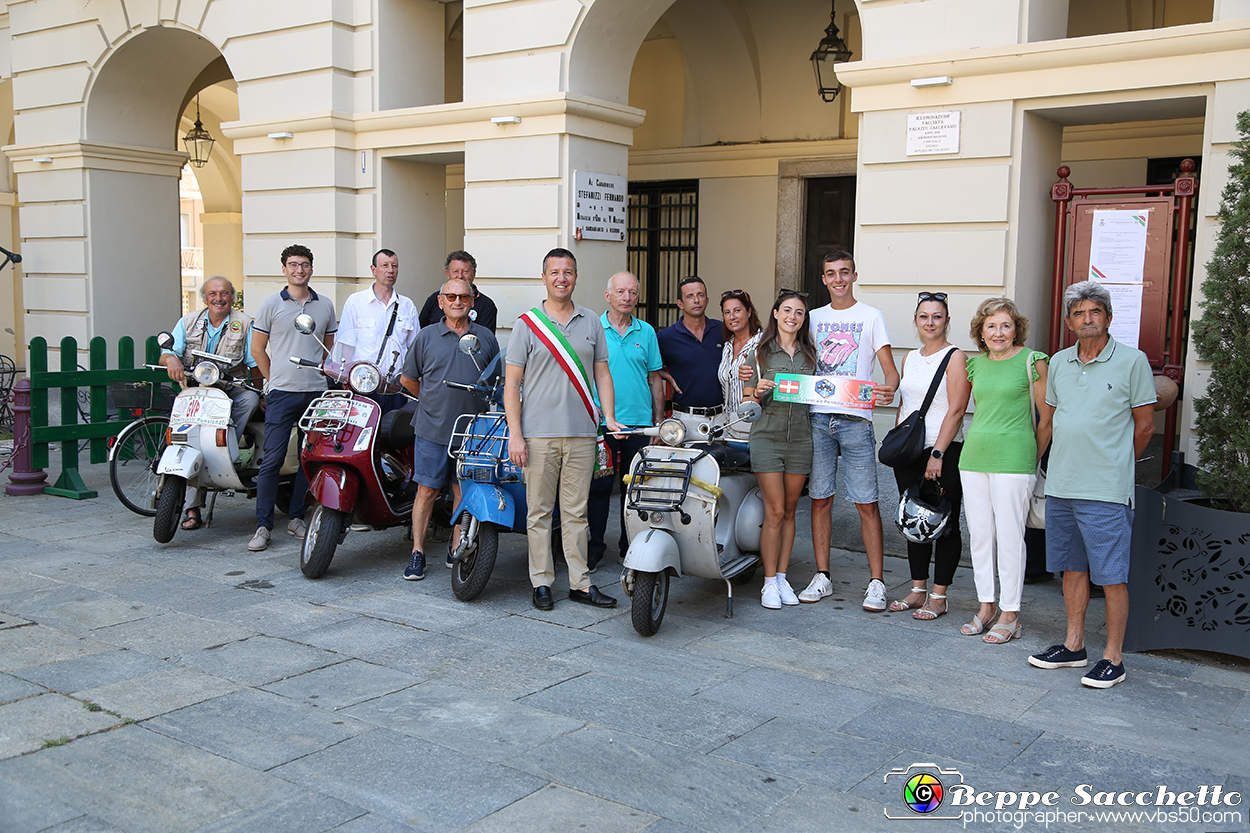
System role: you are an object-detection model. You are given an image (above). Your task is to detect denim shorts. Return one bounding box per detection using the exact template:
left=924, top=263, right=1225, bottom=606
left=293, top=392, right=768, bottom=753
left=809, top=412, right=878, bottom=503
left=413, top=435, right=456, bottom=490
left=1045, top=497, right=1133, bottom=585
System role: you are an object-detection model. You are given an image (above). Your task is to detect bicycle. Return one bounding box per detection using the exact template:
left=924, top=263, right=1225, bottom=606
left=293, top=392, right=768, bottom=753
left=107, top=381, right=175, bottom=516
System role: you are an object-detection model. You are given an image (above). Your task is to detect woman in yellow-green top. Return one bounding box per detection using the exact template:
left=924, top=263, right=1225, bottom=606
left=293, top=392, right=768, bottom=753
left=959, top=297, right=1050, bottom=645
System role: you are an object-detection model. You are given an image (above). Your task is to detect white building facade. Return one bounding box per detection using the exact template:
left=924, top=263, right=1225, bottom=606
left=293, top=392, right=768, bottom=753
left=0, top=0, right=1246, bottom=461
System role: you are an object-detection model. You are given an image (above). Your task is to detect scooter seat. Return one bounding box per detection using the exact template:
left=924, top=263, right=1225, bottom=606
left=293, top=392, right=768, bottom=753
left=377, top=407, right=416, bottom=450
left=691, top=442, right=751, bottom=471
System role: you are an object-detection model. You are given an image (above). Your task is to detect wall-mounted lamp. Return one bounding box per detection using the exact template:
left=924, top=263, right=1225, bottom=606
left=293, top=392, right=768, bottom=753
left=182, top=95, right=215, bottom=168
left=267, top=131, right=295, bottom=140
left=33, top=157, right=53, bottom=164
left=810, top=0, right=853, bottom=102
left=910, top=76, right=953, bottom=88
left=490, top=116, right=522, bottom=126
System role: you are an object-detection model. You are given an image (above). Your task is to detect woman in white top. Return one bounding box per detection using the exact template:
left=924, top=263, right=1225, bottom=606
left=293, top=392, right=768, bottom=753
left=886, top=292, right=970, bottom=620
left=716, top=289, right=762, bottom=447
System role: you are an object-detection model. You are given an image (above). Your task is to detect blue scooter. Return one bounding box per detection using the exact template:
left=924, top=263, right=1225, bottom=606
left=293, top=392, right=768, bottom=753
left=443, top=335, right=527, bottom=601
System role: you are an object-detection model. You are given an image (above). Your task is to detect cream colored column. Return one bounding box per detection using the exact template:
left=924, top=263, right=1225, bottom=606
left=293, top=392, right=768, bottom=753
left=201, top=212, right=244, bottom=291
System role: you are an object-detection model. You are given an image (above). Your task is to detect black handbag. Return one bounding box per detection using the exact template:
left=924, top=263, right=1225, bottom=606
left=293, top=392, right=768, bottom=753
left=878, top=347, right=956, bottom=468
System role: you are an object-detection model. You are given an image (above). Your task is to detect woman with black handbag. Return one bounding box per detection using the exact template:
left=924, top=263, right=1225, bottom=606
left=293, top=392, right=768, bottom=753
left=884, top=292, right=969, bottom=620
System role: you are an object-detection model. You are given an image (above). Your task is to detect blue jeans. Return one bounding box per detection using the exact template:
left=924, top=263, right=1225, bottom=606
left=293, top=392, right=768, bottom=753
left=808, top=412, right=878, bottom=503
left=255, top=389, right=318, bottom=531
left=588, top=431, right=651, bottom=563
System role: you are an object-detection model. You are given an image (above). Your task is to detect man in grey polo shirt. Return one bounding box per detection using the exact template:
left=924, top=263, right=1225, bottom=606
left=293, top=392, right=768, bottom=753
left=399, top=278, right=499, bottom=581
left=248, top=244, right=338, bottom=552
left=505, top=248, right=622, bottom=611
left=1028, top=280, right=1155, bottom=689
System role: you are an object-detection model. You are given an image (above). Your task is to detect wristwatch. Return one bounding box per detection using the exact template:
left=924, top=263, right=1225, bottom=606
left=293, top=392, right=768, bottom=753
left=930, top=448, right=944, bottom=459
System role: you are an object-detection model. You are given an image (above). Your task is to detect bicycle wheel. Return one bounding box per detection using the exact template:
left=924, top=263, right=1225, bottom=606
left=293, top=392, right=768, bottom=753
left=109, top=415, right=170, bottom=516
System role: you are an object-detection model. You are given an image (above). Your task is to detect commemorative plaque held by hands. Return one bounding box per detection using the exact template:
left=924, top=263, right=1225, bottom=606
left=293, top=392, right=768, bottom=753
left=771, top=374, right=877, bottom=409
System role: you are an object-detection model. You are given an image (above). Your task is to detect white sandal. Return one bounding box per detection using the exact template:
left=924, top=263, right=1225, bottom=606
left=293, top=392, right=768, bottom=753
left=912, top=592, right=947, bottom=620
left=887, top=586, right=927, bottom=612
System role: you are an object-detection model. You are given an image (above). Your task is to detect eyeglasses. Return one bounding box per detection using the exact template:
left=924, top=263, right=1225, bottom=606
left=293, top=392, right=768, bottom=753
left=918, top=292, right=948, bottom=302
left=441, top=292, right=473, bottom=303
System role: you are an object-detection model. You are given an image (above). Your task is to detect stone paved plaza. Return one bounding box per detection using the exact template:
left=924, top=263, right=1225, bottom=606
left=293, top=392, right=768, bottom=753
left=1, top=461, right=1248, bottom=833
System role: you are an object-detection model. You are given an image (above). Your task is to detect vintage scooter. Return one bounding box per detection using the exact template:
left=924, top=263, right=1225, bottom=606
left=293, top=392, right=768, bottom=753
left=289, top=313, right=417, bottom=578
left=441, top=334, right=527, bottom=601
left=619, top=403, right=764, bottom=635
left=150, top=333, right=301, bottom=543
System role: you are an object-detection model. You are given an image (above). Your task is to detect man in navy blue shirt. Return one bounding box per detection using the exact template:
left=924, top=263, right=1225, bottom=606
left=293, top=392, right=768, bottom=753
left=657, top=277, right=724, bottom=433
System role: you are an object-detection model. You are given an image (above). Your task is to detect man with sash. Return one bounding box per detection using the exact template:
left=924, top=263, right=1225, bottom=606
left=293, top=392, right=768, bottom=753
left=159, top=275, right=259, bottom=531
left=505, top=248, right=623, bottom=611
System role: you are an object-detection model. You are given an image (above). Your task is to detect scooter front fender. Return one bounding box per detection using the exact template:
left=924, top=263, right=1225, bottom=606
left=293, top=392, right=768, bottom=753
left=156, top=445, right=202, bottom=480
left=452, top=483, right=516, bottom=530
left=309, top=465, right=360, bottom=512
left=623, top=528, right=682, bottom=577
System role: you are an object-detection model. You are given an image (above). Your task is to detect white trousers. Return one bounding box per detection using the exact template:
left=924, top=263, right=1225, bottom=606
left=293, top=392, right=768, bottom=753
left=959, top=470, right=1035, bottom=612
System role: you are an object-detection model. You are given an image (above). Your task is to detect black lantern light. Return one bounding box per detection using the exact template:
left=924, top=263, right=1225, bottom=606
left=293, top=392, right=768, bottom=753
left=810, top=0, right=853, bottom=103
left=182, top=95, right=215, bottom=169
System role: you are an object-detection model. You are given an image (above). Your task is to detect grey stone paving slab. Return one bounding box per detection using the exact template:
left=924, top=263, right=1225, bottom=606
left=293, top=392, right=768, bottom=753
left=176, top=589, right=275, bottom=617
left=694, top=666, right=882, bottom=729
left=342, top=681, right=584, bottom=762
left=288, top=614, right=427, bottom=656
left=1187, top=663, right=1250, bottom=691
left=1014, top=688, right=1250, bottom=773
left=1228, top=691, right=1250, bottom=729
left=25, top=597, right=157, bottom=633
left=179, top=635, right=342, bottom=685
left=551, top=636, right=745, bottom=698
left=0, top=583, right=107, bottom=617
left=0, top=570, right=61, bottom=593
left=458, top=783, right=658, bottom=833
left=837, top=696, right=1041, bottom=770
left=713, top=717, right=902, bottom=792
left=75, top=667, right=242, bottom=721
left=147, top=688, right=371, bottom=770
left=14, top=649, right=173, bottom=694
left=740, top=783, right=895, bottom=833
left=38, top=817, right=126, bottom=832
left=263, top=659, right=419, bottom=710
left=88, top=612, right=254, bottom=659
left=0, top=625, right=117, bottom=673
left=0, top=692, right=122, bottom=759
left=112, top=575, right=241, bottom=608
left=326, top=814, right=421, bottom=833
left=508, top=725, right=801, bottom=833
left=0, top=725, right=300, bottom=833
left=449, top=614, right=604, bottom=657
left=0, top=773, right=86, bottom=833
left=0, top=672, right=45, bottom=704
left=200, top=597, right=359, bottom=637
left=187, top=790, right=366, bottom=833
left=584, top=608, right=732, bottom=647
left=327, top=589, right=508, bottom=633
left=522, top=672, right=767, bottom=754
left=0, top=612, right=33, bottom=629
left=47, top=560, right=173, bottom=593
left=1004, top=733, right=1230, bottom=793
left=271, top=728, right=547, bottom=832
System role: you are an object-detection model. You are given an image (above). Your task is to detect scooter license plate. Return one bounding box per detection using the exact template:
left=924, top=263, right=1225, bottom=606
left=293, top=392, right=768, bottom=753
left=170, top=391, right=231, bottom=427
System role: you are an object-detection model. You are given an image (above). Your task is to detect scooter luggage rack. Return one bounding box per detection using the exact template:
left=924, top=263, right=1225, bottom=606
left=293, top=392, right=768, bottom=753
left=299, top=390, right=354, bottom=435
left=450, top=412, right=520, bottom=483
left=625, top=449, right=696, bottom=515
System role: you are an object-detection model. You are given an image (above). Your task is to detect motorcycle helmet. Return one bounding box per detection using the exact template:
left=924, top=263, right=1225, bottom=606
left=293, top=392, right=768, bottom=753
left=895, top=480, right=952, bottom=544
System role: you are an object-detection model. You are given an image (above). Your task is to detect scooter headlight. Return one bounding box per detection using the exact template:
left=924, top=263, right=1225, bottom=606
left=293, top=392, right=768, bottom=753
left=192, top=361, right=221, bottom=386
left=347, top=362, right=382, bottom=395
left=657, top=417, right=687, bottom=446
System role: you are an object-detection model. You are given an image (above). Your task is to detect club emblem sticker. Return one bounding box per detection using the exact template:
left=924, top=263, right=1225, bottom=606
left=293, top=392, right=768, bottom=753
left=884, top=764, right=963, bottom=820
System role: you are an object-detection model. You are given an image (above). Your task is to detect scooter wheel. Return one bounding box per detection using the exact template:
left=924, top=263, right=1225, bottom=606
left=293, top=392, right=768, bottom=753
left=451, top=521, right=498, bottom=601
left=301, top=505, right=346, bottom=579
left=631, top=570, right=669, bottom=636
left=153, top=475, right=185, bottom=544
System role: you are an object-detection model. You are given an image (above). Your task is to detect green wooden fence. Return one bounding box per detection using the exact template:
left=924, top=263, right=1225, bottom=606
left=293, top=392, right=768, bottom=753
left=28, top=335, right=174, bottom=499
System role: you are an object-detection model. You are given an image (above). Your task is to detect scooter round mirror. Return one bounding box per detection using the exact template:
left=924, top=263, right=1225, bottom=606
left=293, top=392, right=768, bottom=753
left=293, top=314, right=316, bottom=335
left=156, top=331, right=175, bottom=351
left=736, top=401, right=762, bottom=424
left=457, top=334, right=480, bottom=355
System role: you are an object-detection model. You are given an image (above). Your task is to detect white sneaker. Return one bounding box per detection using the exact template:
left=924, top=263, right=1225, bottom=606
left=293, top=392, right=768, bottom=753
left=777, top=577, right=800, bottom=606
left=798, top=574, right=833, bottom=603
left=761, top=582, right=782, bottom=610
left=863, top=578, right=887, bottom=612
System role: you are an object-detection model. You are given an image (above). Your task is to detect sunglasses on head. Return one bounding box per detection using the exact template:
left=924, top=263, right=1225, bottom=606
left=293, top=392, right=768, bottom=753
left=778, top=289, right=809, bottom=299
left=721, top=289, right=747, bottom=300
left=918, top=292, right=948, bottom=302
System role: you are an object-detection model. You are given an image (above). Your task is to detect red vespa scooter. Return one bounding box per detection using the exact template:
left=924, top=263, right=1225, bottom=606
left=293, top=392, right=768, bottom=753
left=288, top=313, right=417, bottom=578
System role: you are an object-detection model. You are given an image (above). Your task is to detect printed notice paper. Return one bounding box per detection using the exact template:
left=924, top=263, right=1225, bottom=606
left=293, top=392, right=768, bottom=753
left=1104, top=283, right=1144, bottom=350
left=1088, top=209, right=1148, bottom=283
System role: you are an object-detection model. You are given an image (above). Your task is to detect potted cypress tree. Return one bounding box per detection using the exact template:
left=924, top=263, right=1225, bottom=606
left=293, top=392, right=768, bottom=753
left=1125, top=111, right=1250, bottom=659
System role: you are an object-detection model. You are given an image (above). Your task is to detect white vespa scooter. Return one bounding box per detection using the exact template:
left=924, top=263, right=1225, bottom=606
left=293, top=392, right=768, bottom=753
left=619, top=403, right=765, bottom=635
left=150, top=332, right=300, bottom=543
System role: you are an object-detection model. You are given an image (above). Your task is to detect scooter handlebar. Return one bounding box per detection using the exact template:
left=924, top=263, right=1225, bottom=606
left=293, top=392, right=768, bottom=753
left=289, top=356, right=321, bottom=367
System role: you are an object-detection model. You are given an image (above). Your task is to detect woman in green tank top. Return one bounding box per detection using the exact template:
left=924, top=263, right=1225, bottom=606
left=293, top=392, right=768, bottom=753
left=959, top=298, right=1050, bottom=646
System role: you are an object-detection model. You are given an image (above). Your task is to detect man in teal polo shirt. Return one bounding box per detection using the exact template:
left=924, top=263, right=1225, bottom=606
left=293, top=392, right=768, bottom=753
left=1028, top=280, right=1155, bottom=689
left=588, top=271, right=664, bottom=570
